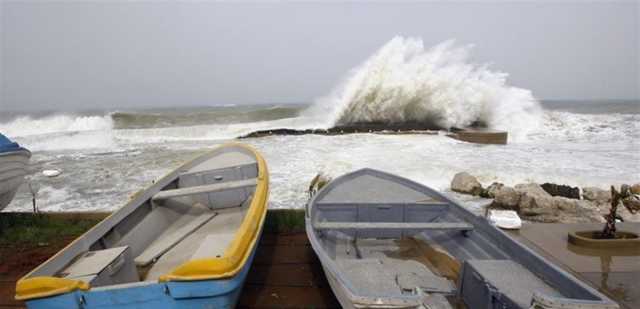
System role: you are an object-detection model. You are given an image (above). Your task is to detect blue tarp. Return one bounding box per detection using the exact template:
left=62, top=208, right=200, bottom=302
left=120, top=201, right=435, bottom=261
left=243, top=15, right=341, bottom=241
left=0, top=133, right=25, bottom=153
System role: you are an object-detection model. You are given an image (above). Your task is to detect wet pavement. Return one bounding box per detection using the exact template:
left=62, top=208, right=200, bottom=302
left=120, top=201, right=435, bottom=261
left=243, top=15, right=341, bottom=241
left=508, top=222, right=640, bottom=309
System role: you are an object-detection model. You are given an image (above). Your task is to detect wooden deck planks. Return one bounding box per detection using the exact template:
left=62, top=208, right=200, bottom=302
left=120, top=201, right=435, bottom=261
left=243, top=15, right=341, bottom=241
left=238, top=231, right=340, bottom=308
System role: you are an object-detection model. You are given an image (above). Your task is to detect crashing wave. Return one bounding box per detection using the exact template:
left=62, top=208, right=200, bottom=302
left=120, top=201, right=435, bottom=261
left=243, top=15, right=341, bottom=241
left=305, top=36, right=543, bottom=140
left=0, top=114, right=113, bottom=138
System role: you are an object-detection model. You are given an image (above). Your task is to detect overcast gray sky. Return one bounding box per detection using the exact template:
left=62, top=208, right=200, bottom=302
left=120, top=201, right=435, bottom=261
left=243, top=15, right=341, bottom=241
left=1, top=1, right=638, bottom=111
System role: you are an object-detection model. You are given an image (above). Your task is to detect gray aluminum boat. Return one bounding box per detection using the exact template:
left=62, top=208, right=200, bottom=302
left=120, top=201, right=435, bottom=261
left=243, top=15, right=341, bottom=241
left=305, top=168, right=619, bottom=309
left=0, top=133, right=31, bottom=210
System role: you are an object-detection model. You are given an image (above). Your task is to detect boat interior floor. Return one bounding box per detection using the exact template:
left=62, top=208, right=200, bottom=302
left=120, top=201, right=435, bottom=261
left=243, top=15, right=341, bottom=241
left=332, top=237, right=456, bottom=298
left=327, top=235, right=566, bottom=309
left=143, top=201, right=249, bottom=281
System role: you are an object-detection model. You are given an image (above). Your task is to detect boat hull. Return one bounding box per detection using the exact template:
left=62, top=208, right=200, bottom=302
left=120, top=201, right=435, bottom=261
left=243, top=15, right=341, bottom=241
left=0, top=149, right=31, bottom=210
left=306, top=168, right=619, bottom=309
left=24, top=229, right=261, bottom=309
left=16, top=143, right=269, bottom=308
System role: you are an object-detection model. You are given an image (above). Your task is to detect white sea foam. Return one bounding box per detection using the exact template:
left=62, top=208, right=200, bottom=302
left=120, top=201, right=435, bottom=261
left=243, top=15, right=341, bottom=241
left=20, top=131, right=119, bottom=152
left=533, top=111, right=640, bottom=142
left=305, top=37, right=542, bottom=141
left=0, top=114, right=113, bottom=137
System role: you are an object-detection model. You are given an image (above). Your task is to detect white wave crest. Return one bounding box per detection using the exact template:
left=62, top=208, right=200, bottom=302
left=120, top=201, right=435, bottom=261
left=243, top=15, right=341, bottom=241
left=534, top=111, right=640, bottom=142
left=305, top=37, right=543, bottom=141
left=0, top=114, right=113, bottom=137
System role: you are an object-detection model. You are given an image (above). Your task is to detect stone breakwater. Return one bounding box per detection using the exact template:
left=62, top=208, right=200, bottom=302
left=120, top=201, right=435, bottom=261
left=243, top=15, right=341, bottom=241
left=238, top=123, right=444, bottom=138
left=450, top=172, right=640, bottom=223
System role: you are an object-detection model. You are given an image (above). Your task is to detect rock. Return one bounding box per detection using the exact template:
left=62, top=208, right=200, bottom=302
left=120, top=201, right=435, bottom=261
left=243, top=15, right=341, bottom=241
left=481, top=182, right=504, bottom=198
left=553, top=196, right=578, bottom=213
left=575, top=200, right=606, bottom=223
left=518, top=194, right=556, bottom=216
left=541, top=183, right=580, bottom=199
left=630, top=183, right=640, bottom=195
left=618, top=206, right=640, bottom=222
left=451, top=172, right=483, bottom=196
left=582, top=187, right=611, bottom=203
left=515, top=183, right=555, bottom=216
left=490, top=186, right=521, bottom=210
left=515, top=183, right=551, bottom=197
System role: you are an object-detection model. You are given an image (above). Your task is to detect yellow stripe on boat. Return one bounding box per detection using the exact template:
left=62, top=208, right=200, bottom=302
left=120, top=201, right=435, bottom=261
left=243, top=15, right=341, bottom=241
left=15, top=277, right=89, bottom=300
left=159, top=144, right=269, bottom=281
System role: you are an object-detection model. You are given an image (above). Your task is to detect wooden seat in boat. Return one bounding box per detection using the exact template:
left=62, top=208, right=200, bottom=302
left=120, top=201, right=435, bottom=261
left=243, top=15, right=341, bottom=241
left=59, top=246, right=139, bottom=287
left=152, top=178, right=257, bottom=201
left=134, top=212, right=217, bottom=267
left=313, top=221, right=473, bottom=231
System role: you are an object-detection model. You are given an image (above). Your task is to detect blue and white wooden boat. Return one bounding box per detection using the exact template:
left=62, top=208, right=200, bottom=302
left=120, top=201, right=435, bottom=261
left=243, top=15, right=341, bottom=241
left=306, top=168, right=619, bottom=309
left=16, top=143, right=269, bottom=309
left=0, top=133, right=31, bottom=210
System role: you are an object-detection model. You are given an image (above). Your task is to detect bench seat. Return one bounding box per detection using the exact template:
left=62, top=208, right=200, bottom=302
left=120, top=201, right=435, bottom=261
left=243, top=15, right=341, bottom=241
left=460, top=260, right=563, bottom=309
left=152, top=178, right=257, bottom=201
left=59, top=246, right=139, bottom=287
left=313, top=221, right=473, bottom=231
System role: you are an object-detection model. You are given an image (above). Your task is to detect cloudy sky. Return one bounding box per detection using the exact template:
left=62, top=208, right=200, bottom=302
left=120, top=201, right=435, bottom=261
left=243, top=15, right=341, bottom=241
left=1, top=1, right=638, bottom=111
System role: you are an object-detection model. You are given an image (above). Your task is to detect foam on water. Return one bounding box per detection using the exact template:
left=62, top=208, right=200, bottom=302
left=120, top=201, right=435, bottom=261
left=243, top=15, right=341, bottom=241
left=4, top=109, right=638, bottom=212
left=0, top=114, right=113, bottom=138
left=534, top=111, right=640, bottom=142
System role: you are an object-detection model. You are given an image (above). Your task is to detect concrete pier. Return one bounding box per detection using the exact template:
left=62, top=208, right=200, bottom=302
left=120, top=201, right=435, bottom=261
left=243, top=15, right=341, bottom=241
left=446, top=128, right=508, bottom=145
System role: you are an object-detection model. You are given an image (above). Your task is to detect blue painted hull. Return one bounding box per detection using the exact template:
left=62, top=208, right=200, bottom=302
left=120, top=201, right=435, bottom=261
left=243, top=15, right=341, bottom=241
left=25, top=239, right=259, bottom=309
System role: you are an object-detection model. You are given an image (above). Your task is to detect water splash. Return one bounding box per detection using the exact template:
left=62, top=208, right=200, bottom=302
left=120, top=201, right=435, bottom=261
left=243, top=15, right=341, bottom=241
left=0, top=114, right=113, bottom=138
left=305, top=37, right=543, bottom=141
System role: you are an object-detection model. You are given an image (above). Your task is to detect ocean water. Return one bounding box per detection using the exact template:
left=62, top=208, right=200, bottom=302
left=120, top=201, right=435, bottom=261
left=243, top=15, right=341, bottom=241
left=1, top=37, right=638, bottom=212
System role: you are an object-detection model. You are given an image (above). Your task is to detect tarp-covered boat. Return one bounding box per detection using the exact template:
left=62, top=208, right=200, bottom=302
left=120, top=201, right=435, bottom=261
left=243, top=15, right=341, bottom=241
left=0, top=133, right=31, bottom=210
left=16, top=143, right=269, bottom=309
left=306, top=168, right=618, bottom=309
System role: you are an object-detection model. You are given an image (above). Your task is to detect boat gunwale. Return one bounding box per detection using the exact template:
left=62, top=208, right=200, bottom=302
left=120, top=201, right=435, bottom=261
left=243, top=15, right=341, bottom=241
left=0, top=148, right=32, bottom=158
left=305, top=168, right=619, bottom=308
left=15, top=142, right=269, bottom=301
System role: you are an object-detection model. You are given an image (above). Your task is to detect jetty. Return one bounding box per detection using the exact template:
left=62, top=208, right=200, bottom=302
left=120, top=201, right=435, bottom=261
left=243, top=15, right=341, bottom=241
left=239, top=125, right=508, bottom=145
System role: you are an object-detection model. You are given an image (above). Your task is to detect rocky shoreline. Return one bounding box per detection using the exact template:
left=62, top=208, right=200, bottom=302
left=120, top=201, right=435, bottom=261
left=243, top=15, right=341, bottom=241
left=450, top=172, right=640, bottom=223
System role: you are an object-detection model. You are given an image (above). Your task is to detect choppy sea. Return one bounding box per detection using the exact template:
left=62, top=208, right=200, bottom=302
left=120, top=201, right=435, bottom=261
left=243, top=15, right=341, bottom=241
left=1, top=100, right=637, bottom=212
left=1, top=38, right=638, bottom=212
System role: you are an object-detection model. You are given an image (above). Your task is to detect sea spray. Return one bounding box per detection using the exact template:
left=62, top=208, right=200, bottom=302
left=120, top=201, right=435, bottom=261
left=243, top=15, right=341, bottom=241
left=0, top=114, right=113, bottom=137
left=305, top=37, right=543, bottom=141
